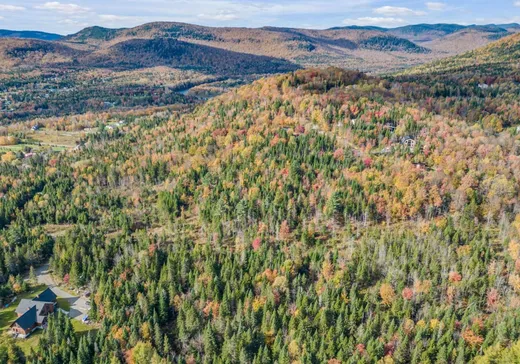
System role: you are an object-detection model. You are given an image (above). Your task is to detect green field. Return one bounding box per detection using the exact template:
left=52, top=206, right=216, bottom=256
left=72, top=319, right=96, bottom=337
left=0, top=143, right=67, bottom=153
left=15, top=329, right=43, bottom=355
left=56, top=297, right=71, bottom=312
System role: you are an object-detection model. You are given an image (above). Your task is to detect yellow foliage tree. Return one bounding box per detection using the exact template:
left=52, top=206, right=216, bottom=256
left=380, top=283, right=396, bottom=305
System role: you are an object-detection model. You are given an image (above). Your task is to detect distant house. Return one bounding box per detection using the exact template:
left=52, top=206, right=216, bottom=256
left=31, top=125, right=40, bottom=131
left=10, top=288, right=57, bottom=338
left=401, top=136, right=417, bottom=150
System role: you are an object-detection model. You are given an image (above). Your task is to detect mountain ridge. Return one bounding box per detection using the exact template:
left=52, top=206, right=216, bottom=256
left=1, top=21, right=517, bottom=73
left=0, top=29, right=63, bottom=41
left=401, top=32, right=520, bottom=76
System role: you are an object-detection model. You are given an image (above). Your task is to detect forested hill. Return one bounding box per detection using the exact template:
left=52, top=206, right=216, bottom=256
left=0, top=29, right=63, bottom=41
left=1, top=56, right=520, bottom=362
left=400, top=32, right=520, bottom=76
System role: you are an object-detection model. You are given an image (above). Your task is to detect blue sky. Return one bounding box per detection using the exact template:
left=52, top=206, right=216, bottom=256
left=0, top=0, right=519, bottom=34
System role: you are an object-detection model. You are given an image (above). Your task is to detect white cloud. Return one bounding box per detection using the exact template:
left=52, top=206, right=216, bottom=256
left=342, top=16, right=407, bottom=27
left=426, top=2, right=447, bottom=11
left=0, top=4, right=26, bottom=11
left=97, top=14, right=147, bottom=27
left=59, top=18, right=88, bottom=26
left=35, top=2, right=90, bottom=14
left=99, top=14, right=140, bottom=22
left=374, top=6, right=426, bottom=17
left=198, top=11, right=240, bottom=21
left=515, top=1, right=520, bottom=7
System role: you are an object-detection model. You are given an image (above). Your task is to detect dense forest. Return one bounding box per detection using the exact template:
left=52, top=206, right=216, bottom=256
left=0, top=32, right=519, bottom=363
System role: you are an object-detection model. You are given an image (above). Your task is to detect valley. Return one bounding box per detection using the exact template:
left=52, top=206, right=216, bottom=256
left=1, top=22, right=518, bottom=125
left=0, top=17, right=519, bottom=364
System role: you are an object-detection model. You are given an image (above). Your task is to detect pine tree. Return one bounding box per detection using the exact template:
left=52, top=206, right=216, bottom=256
left=29, top=265, right=37, bottom=284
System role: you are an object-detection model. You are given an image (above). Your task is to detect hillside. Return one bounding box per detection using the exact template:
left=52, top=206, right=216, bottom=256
left=332, top=23, right=519, bottom=44
left=0, top=29, right=63, bottom=41
left=0, top=38, right=83, bottom=67
left=86, top=38, right=299, bottom=75
left=0, top=33, right=299, bottom=122
left=1, top=58, right=520, bottom=362
left=59, top=22, right=481, bottom=73
left=0, top=36, right=297, bottom=75
left=0, top=22, right=513, bottom=76
left=2, top=21, right=519, bottom=124
left=387, top=24, right=466, bottom=42
left=402, top=32, right=520, bottom=76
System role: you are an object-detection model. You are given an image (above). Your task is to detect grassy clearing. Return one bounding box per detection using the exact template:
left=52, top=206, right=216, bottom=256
left=43, top=224, right=74, bottom=238
left=0, top=284, right=47, bottom=332
left=0, top=128, right=88, bottom=154
left=0, top=143, right=40, bottom=152
left=72, top=320, right=96, bottom=337
left=15, top=329, right=43, bottom=355
left=0, top=142, right=67, bottom=153
left=56, top=297, right=71, bottom=312
left=10, top=319, right=96, bottom=355
left=30, top=130, right=85, bottom=148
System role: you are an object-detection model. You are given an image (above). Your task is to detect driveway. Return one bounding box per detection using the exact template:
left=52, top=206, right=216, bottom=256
left=28, top=263, right=90, bottom=321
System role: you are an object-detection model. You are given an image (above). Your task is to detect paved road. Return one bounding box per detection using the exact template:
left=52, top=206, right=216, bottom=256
left=28, top=263, right=90, bottom=321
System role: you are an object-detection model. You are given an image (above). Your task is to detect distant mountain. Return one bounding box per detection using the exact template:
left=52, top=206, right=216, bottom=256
left=0, top=29, right=63, bottom=41
left=500, top=23, right=520, bottom=31
left=387, top=24, right=466, bottom=42
left=61, top=22, right=436, bottom=73
left=329, top=25, right=387, bottom=32
left=84, top=38, right=300, bottom=75
left=330, top=23, right=520, bottom=43
left=402, top=32, right=520, bottom=76
left=2, top=21, right=517, bottom=75
left=67, top=26, right=121, bottom=42
left=65, top=22, right=428, bottom=54
left=0, top=36, right=298, bottom=77
left=0, top=38, right=83, bottom=67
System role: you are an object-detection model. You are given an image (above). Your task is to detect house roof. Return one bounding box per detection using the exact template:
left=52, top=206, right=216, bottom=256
left=15, top=299, right=53, bottom=324
left=33, top=288, right=57, bottom=303
left=11, top=306, right=37, bottom=331
left=15, top=299, right=38, bottom=315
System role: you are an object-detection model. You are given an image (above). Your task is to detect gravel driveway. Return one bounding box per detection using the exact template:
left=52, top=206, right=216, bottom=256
left=28, top=263, right=90, bottom=321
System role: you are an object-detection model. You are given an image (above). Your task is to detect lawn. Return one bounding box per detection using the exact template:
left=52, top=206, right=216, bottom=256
left=72, top=319, right=96, bottom=337
left=0, top=284, right=47, bottom=331
left=7, top=322, right=95, bottom=356
left=56, top=297, right=71, bottom=312
left=15, top=329, right=43, bottom=355
left=0, top=142, right=67, bottom=153
left=0, top=143, right=41, bottom=152
left=30, top=130, right=84, bottom=148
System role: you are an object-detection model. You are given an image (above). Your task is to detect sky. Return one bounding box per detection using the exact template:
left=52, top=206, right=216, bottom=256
left=0, top=0, right=519, bottom=35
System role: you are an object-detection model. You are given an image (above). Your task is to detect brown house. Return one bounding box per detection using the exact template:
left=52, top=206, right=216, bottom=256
left=10, top=288, right=57, bottom=338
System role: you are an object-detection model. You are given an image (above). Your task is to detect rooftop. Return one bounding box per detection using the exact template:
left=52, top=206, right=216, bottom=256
left=33, top=287, right=57, bottom=303
left=12, top=306, right=37, bottom=331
